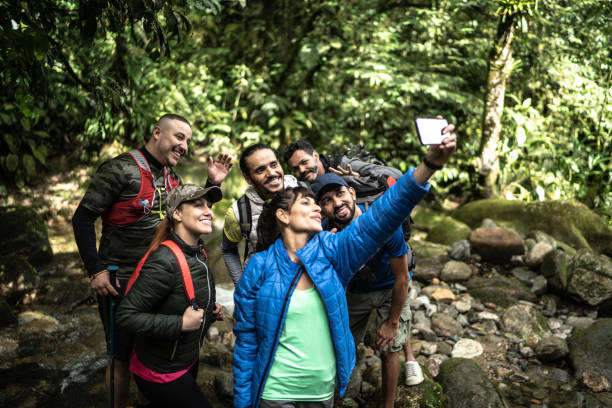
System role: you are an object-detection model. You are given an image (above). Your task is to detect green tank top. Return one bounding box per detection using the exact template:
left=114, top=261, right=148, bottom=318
left=262, top=286, right=336, bottom=401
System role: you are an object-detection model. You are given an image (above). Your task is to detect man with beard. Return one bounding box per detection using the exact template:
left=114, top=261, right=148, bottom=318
left=311, top=172, right=425, bottom=407
left=282, top=140, right=402, bottom=184
left=72, top=113, right=233, bottom=408
left=222, top=143, right=298, bottom=284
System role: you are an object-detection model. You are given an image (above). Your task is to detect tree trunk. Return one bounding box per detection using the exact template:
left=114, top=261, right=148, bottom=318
left=477, top=15, right=515, bottom=197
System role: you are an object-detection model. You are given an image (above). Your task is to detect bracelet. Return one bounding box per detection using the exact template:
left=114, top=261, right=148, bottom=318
left=90, top=270, right=108, bottom=281
left=423, top=157, right=443, bottom=170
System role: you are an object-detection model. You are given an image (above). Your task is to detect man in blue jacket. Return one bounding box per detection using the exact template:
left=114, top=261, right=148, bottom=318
left=312, top=173, right=423, bottom=407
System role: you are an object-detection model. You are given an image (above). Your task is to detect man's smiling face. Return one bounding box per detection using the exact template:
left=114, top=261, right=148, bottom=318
left=244, top=148, right=285, bottom=199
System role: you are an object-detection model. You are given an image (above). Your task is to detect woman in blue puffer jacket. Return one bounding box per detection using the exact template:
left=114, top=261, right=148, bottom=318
left=233, top=133, right=456, bottom=408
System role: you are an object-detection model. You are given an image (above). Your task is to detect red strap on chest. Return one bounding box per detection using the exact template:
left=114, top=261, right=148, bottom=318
left=125, top=240, right=203, bottom=304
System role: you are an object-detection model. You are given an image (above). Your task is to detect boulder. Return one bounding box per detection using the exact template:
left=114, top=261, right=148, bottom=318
left=431, top=313, right=462, bottom=338
left=568, top=318, right=612, bottom=384
left=542, top=249, right=612, bottom=311
left=451, top=339, right=484, bottom=359
left=213, top=371, right=233, bottom=401
left=465, top=274, right=537, bottom=308
left=410, top=240, right=449, bottom=281
left=468, top=227, right=524, bottom=265
left=437, top=358, right=508, bottom=408
left=449, top=240, right=471, bottom=262
left=413, top=210, right=472, bottom=246
left=440, top=261, right=472, bottom=282
left=453, top=199, right=612, bottom=256
left=502, top=304, right=549, bottom=340
left=525, top=242, right=554, bottom=268
left=0, top=206, right=53, bottom=266
left=534, top=336, right=569, bottom=361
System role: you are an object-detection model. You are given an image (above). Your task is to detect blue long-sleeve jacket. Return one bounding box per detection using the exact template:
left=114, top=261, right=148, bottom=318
left=232, top=168, right=429, bottom=408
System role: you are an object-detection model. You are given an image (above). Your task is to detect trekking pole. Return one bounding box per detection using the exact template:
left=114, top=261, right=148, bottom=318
left=107, top=265, right=119, bottom=408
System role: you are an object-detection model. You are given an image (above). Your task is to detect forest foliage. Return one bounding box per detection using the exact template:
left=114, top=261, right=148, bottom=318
left=0, top=0, right=610, bottom=223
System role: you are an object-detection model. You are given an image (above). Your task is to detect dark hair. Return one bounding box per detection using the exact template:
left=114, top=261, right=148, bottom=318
left=239, top=143, right=279, bottom=174
left=282, top=140, right=315, bottom=164
left=157, top=113, right=191, bottom=128
left=256, top=186, right=316, bottom=252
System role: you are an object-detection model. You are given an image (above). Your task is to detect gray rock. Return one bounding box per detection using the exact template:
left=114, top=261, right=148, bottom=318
left=547, top=318, right=563, bottom=331
left=451, top=339, right=483, bottom=358
left=535, top=336, right=569, bottom=361
left=412, top=310, right=430, bottom=327
left=421, top=342, right=438, bottom=356
left=449, top=240, right=471, bottom=262
left=510, top=267, right=538, bottom=284
left=520, top=345, right=535, bottom=358
left=344, top=365, right=362, bottom=399
left=567, top=250, right=612, bottom=311
left=213, top=371, right=234, bottom=400
left=453, top=297, right=472, bottom=313
left=456, top=314, right=469, bottom=327
left=531, top=275, right=548, bottom=295
left=480, top=218, right=498, bottom=228
left=438, top=358, right=509, bottom=408
left=502, top=304, right=549, bottom=340
left=431, top=312, right=463, bottom=338
left=469, top=227, right=525, bottom=265
left=568, top=318, right=612, bottom=384
left=415, top=323, right=438, bottom=342
left=465, top=273, right=537, bottom=308
left=566, top=316, right=595, bottom=330
left=525, top=242, right=554, bottom=268
left=441, top=260, right=472, bottom=282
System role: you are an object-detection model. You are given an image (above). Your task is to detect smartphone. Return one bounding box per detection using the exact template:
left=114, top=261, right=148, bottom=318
left=415, top=118, right=449, bottom=145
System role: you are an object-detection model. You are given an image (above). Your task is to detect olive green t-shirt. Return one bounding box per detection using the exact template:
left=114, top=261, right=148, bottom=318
left=262, top=287, right=336, bottom=401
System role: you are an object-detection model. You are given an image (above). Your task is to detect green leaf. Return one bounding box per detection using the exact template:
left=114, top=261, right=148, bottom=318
left=22, top=154, right=36, bottom=176
left=6, top=154, right=19, bottom=172
left=28, top=140, right=47, bottom=165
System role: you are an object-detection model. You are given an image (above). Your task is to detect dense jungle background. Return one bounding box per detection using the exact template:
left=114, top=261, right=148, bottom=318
left=0, top=0, right=610, bottom=218
left=1, top=1, right=612, bottom=407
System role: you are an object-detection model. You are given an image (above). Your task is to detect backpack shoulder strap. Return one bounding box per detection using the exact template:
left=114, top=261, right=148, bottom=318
left=237, top=195, right=252, bottom=237
left=236, top=195, right=253, bottom=261
left=161, top=240, right=196, bottom=306
left=127, top=149, right=151, bottom=173
left=125, top=240, right=196, bottom=308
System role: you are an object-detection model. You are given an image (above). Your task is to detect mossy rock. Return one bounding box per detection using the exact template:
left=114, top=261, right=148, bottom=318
left=393, top=378, right=446, bottom=408
left=437, top=358, right=508, bottom=408
left=464, top=274, right=537, bottom=308
left=0, top=206, right=53, bottom=266
left=413, top=210, right=471, bottom=246
left=452, top=200, right=612, bottom=256
left=568, top=318, right=612, bottom=384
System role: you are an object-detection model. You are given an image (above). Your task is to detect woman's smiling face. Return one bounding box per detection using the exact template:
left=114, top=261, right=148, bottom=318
left=174, top=197, right=213, bottom=237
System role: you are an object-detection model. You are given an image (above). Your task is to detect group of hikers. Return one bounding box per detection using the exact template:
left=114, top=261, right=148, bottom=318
left=73, top=113, right=457, bottom=408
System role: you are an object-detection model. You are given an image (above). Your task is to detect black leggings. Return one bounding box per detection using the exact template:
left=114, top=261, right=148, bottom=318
left=134, top=361, right=212, bottom=408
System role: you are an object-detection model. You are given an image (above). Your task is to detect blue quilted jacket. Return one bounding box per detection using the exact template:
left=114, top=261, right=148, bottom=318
left=232, top=169, right=429, bottom=408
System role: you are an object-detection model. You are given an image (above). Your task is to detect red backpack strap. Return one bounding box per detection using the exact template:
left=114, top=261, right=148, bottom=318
left=125, top=247, right=155, bottom=294
left=161, top=240, right=196, bottom=306
left=124, top=240, right=197, bottom=308
left=386, top=175, right=397, bottom=187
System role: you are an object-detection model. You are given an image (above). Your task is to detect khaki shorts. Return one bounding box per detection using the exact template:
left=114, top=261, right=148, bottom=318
left=347, top=286, right=412, bottom=353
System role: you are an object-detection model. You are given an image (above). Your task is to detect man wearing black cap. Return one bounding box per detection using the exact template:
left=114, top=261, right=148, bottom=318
left=312, top=172, right=423, bottom=407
